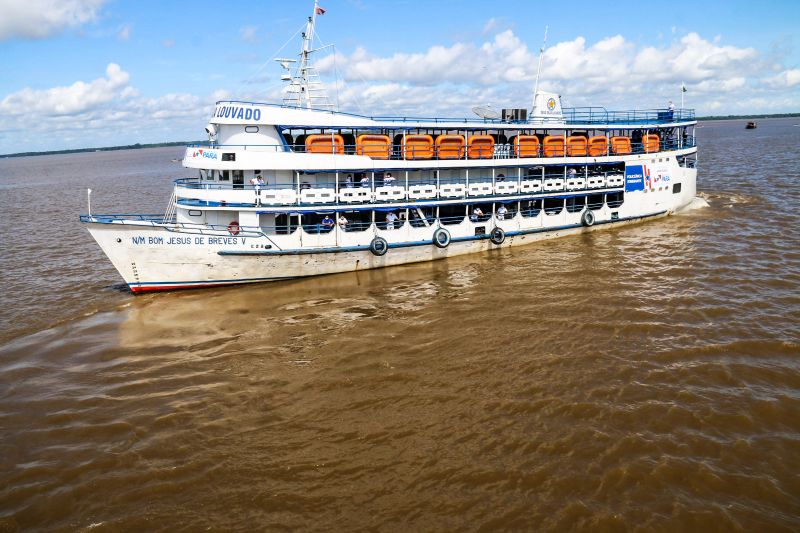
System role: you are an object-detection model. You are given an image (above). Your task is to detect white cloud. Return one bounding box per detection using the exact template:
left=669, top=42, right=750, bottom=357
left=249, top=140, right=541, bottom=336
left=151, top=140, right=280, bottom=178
left=0, top=63, right=130, bottom=116
left=0, top=64, right=218, bottom=153
left=240, top=26, right=259, bottom=44
left=765, top=69, right=800, bottom=88
left=212, top=89, right=232, bottom=101
left=162, top=39, right=176, bottom=48
left=0, top=0, right=106, bottom=40
left=117, top=24, right=131, bottom=41
left=482, top=18, right=499, bottom=35
left=318, top=30, right=538, bottom=86
left=313, top=29, right=793, bottom=114
left=322, top=30, right=763, bottom=93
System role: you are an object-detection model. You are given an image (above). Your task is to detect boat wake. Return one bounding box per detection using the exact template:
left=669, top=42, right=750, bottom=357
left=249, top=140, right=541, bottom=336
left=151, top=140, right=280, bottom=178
left=677, top=195, right=710, bottom=213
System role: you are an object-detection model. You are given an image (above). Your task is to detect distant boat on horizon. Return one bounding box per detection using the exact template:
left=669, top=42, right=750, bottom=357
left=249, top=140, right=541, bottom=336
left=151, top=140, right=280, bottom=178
left=746, top=121, right=757, bottom=129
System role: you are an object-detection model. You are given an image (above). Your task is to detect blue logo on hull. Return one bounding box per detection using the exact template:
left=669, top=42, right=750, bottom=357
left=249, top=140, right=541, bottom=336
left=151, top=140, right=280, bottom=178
left=625, top=165, right=645, bottom=192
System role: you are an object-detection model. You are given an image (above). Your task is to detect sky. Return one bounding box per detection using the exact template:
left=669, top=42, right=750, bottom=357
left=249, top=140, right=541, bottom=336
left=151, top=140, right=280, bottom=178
left=0, top=0, right=798, bottom=154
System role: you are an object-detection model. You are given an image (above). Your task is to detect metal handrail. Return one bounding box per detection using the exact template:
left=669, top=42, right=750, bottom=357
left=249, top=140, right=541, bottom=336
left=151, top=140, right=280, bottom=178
left=82, top=191, right=628, bottom=232
left=214, top=99, right=695, bottom=125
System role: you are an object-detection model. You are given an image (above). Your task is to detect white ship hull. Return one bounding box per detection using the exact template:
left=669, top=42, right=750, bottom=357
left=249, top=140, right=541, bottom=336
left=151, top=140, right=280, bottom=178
left=86, top=173, right=696, bottom=293
left=79, top=9, right=700, bottom=295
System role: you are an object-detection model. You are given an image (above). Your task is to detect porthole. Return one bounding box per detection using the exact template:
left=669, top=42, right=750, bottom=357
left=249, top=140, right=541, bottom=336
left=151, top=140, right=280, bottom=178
left=188, top=210, right=203, bottom=216
left=245, top=126, right=259, bottom=133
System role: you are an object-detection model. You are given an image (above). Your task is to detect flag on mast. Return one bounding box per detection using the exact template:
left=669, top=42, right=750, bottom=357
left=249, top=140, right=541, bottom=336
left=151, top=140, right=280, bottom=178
left=681, top=83, right=687, bottom=93
left=316, top=6, right=326, bottom=14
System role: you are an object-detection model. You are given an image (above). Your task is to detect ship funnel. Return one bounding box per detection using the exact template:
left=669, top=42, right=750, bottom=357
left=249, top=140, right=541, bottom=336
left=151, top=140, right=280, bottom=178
left=530, top=91, right=564, bottom=123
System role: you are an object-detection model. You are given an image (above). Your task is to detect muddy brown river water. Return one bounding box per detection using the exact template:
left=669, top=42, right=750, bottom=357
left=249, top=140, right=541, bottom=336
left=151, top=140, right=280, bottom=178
left=0, top=118, right=798, bottom=531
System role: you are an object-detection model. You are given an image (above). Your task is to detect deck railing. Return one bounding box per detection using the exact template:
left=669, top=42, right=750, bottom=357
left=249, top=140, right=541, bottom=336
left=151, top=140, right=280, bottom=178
left=216, top=99, right=695, bottom=125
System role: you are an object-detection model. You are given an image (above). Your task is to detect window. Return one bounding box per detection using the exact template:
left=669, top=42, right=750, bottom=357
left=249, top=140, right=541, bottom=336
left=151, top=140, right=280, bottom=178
left=341, top=210, right=371, bottom=232
left=409, top=207, right=436, bottom=227
left=606, top=192, right=624, bottom=208
left=220, top=170, right=230, bottom=181
left=245, top=126, right=259, bottom=133
left=375, top=210, right=405, bottom=230
left=587, top=194, right=604, bottom=210
left=544, top=198, right=564, bottom=215
left=495, top=201, right=517, bottom=220
left=673, top=183, right=682, bottom=194
left=302, top=212, right=335, bottom=234
left=275, top=214, right=299, bottom=234
left=440, top=204, right=466, bottom=225
left=520, top=199, right=541, bottom=217
left=467, top=203, right=491, bottom=223
left=524, top=167, right=544, bottom=180
left=566, top=196, right=586, bottom=213
left=188, top=210, right=203, bottom=217
left=222, top=153, right=236, bottom=161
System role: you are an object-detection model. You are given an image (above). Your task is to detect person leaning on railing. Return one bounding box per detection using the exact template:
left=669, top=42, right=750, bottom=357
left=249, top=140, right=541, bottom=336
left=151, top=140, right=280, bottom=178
left=250, top=174, right=265, bottom=206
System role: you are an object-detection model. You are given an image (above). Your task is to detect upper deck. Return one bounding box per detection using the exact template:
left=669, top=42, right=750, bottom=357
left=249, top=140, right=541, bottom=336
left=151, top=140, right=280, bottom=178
left=211, top=100, right=696, bottom=130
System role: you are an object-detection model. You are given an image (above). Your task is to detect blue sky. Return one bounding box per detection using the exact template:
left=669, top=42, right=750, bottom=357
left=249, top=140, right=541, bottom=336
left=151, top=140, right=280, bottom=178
left=1, top=0, right=798, bottom=154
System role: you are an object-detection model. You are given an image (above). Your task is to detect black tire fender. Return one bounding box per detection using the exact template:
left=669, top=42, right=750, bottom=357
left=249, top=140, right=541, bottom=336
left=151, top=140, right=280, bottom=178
left=432, top=228, right=451, bottom=248
left=369, top=236, right=389, bottom=256
left=490, top=227, right=505, bottom=245
left=581, top=209, right=596, bottom=227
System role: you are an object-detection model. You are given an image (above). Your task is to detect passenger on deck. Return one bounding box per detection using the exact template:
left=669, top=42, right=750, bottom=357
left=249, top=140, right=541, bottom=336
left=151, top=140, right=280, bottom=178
left=496, top=173, right=506, bottom=182
left=337, top=213, right=348, bottom=229
left=321, top=215, right=334, bottom=231
left=385, top=211, right=398, bottom=229
left=496, top=205, right=508, bottom=220
left=567, top=168, right=577, bottom=180
left=668, top=100, right=675, bottom=120
left=383, top=172, right=396, bottom=186
left=250, top=175, right=265, bottom=206
left=470, top=207, right=484, bottom=222
left=360, top=175, right=370, bottom=188
left=344, top=174, right=354, bottom=188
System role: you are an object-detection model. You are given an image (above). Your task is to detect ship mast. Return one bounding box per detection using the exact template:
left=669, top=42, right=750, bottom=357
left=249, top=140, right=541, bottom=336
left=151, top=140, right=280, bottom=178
left=530, top=26, right=548, bottom=113
left=278, top=0, right=334, bottom=110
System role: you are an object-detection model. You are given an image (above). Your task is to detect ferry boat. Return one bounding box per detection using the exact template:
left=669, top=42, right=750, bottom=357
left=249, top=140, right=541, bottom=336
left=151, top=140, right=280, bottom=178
left=81, top=3, right=698, bottom=293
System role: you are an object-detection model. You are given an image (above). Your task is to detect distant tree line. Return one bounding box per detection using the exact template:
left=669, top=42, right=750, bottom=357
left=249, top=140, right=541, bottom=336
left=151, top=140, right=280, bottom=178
left=2, top=141, right=204, bottom=158
left=697, top=112, right=800, bottom=121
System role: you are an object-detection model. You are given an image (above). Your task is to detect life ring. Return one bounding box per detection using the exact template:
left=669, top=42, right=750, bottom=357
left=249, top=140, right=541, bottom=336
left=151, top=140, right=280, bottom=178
left=369, top=236, right=389, bottom=256
left=432, top=228, right=451, bottom=248
left=490, top=227, right=505, bottom=245
left=581, top=210, right=596, bottom=227
left=227, top=220, right=240, bottom=235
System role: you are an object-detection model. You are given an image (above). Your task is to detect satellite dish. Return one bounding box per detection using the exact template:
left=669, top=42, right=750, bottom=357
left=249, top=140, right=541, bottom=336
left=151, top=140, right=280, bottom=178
left=472, top=105, right=500, bottom=119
